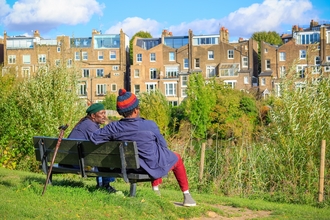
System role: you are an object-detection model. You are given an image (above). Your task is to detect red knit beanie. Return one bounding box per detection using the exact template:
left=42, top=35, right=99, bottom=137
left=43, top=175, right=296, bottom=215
left=116, top=89, right=139, bottom=114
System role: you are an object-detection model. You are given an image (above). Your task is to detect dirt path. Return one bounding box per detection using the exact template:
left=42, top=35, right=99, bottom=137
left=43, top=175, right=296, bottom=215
left=189, top=204, right=272, bottom=220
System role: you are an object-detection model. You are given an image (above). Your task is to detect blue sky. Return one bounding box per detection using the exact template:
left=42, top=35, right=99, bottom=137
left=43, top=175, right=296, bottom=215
left=0, top=0, right=329, bottom=41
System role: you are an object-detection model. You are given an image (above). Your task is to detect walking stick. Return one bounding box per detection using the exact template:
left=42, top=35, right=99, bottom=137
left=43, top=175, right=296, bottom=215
left=42, top=124, right=69, bottom=196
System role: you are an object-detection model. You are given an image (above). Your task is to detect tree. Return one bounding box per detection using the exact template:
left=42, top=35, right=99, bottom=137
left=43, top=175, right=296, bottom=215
left=129, top=31, right=152, bottom=64
left=101, top=93, right=117, bottom=110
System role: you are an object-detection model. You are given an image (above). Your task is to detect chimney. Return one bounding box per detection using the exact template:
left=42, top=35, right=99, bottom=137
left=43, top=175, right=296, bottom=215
left=33, top=30, right=40, bottom=38
left=310, top=19, right=319, bottom=29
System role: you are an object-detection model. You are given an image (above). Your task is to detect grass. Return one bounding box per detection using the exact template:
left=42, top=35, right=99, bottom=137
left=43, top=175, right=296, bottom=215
left=1, top=168, right=330, bottom=219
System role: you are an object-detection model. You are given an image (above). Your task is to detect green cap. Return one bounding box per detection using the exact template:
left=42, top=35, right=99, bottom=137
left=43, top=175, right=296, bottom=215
left=86, top=103, right=105, bottom=114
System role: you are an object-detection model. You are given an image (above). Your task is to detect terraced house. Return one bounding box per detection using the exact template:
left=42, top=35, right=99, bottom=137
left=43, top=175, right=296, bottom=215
left=260, top=20, right=330, bottom=97
left=130, top=28, right=259, bottom=105
left=2, top=29, right=130, bottom=103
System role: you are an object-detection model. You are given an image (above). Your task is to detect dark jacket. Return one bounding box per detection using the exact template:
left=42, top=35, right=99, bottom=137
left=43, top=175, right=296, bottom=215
left=68, top=117, right=100, bottom=139
left=90, top=117, right=178, bottom=179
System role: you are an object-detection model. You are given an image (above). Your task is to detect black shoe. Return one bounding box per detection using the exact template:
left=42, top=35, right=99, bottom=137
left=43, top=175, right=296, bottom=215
left=106, top=185, right=117, bottom=193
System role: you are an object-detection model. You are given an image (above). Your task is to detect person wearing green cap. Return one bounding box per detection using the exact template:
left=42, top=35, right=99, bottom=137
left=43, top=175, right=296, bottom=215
left=67, top=103, right=117, bottom=193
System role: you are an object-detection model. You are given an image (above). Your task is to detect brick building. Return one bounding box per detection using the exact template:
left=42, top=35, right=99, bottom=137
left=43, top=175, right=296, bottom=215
left=130, top=27, right=259, bottom=105
left=261, top=19, right=330, bottom=97
left=2, top=29, right=130, bottom=104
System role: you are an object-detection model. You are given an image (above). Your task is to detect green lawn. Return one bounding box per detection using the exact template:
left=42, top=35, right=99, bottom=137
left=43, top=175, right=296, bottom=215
left=0, top=167, right=329, bottom=220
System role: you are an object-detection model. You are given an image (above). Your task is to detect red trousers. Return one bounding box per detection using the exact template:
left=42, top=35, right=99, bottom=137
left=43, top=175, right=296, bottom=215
left=151, top=152, right=189, bottom=191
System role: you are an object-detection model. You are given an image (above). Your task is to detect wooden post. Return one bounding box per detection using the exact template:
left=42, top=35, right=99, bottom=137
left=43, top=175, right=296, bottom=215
left=318, top=140, right=326, bottom=203
left=199, top=143, right=206, bottom=182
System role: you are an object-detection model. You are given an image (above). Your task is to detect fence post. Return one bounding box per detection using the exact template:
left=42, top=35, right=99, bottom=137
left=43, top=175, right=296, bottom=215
left=318, top=140, right=326, bottom=202
left=199, top=143, right=206, bottom=182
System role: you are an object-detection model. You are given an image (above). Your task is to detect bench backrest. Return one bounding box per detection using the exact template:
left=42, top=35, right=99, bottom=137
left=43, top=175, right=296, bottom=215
left=33, top=136, right=140, bottom=169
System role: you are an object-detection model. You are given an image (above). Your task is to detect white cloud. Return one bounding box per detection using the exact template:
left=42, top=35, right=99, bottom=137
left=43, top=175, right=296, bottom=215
left=0, top=0, right=11, bottom=17
left=104, top=17, right=162, bottom=38
left=3, top=0, right=104, bottom=32
left=220, top=0, right=316, bottom=38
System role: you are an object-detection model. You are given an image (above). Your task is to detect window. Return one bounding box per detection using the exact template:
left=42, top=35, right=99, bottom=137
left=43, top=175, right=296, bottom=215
left=206, top=66, right=216, bottom=78
left=208, top=51, right=214, bottom=60
left=67, top=59, right=72, bottom=67
left=219, top=64, right=239, bottom=76
left=224, top=80, right=237, bottom=89
left=137, top=53, right=142, bottom=62
left=242, top=57, right=248, bottom=67
left=134, top=85, right=140, bottom=95
left=111, top=84, right=117, bottom=92
left=83, top=69, right=90, bottom=77
left=22, top=67, right=30, bottom=78
left=169, top=52, right=175, bottom=61
left=97, top=84, right=106, bottom=95
left=8, top=55, right=16, bottom=64
left=134, top=69, right=140, bottom=78
left=110, top=51, right=116, bottom=60
left=98, top=51, right=104, bottom=60
left=280, top=66, right=286, bottom=78
left=181, top=75, right=188, bottom=87
left=150, top=53, right=156, bottom=62
left=312, top=66, right=321, bottom=74
left=195, top=58, right=200, bottom=68
left=82, top=52, right=88, bottom=60
left=38, top=54, right=46, bottom=63
left=228, top=50, right=234, bottom=59
left=75, top=52, right=80, bottom=60
left=324, top=66, right=330, bottom=72
left=165, top=83, right=177, bottom=96
left=296, top=33, right=320, bottom=44
left=150, top=68, right=157, bottom=79
left=78, top=83, right=87, bottom=96
left=279, top=52, right=286, bottom=61
left=181, top=88, right=187, bottom=97
left=300, top=50, right=306, bottom=59
left=146, top=83, right=157, bottom=93
left=55, top=59, right=60, bottom=66
left=165, top=66, right=178, bottom=78
left=261, top=78, right=266, bottom=86
left=244, top=76, right=249, bottom=84
left=57, top=47, right=61, bottom=52
left=168, top=101, right=178, bottom=107
left=96, top=69, right=104, bottom=77
left=266, top=60, right=271, bottom=70
left=297, top=65, right=307, bottom=78
left=265, top=48, right=268, bottom=53
left=192, top=36, right=219, bottom=45
left=315, top=56, right=320, bottom=65
left=23, top=55, right=30, bottom=64
left=112, top=66, right=119, bottom=70
left=184, top=58, right=189, bottom=69
left=327, top=56, right=330, bottom=62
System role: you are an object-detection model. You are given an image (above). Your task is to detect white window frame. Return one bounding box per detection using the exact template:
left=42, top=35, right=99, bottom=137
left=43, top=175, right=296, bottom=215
left=244, top=76, right=249, bottom=84
left=169, top=52, right=175, bottom=61
left=300, top=50, right=306, bottom=59
left=261, top=78, right=266, bottom=86
left=228, top=50, right=234, bottom=59
left=326, top=56, right=330, bottom=62
left=137, top=53, right=142, bottom=62
left=98, top=51, right=104, bottom=60
left=297, top=65, right=307, bottom=78
left=112, top=65, right=119, bottom=70
left=82, top=52, right=88, bottom=60
left=181, top=75, right=188, bottom=87
left=195, top=58, right=200, bottom=68
left=279, top=52, right=286, bottom=61
left=134, top=69, right=140, bottom=78
left=315, top=56, right=320, bottom=65
left=96, top=84, right=106, bottom=95
left=183, top=58, right=189, bottom=69
left=134, top=85, right=140, bottom=95
left=111, top=83, right=117, bottom=92
left=38, top=54, right=46, bottom=63
left=165, top=66, right=178, bottom=78
left=22, top=67, right=30, bottom=78
left=208, top=50, right=214, bottom=60
left=150, top=53, right=156, bottom=62
left=181, top=88, right=187, bottom=97
left=8, top=55, right=16, bottom=64
left=150, top=68, right=157, bottom=79
left=67, top=59, right=72, bottom=67
left=82, top=69, right=90, bottom=77
left=96, top=68, right=104, bottom=77
left=266, top=59, right=271, bottom=70
left=78, top=83, right=87, bottom=96
left=110, top=51, right=116, bottom=60
left=206, top=66, right=216, bottom=78
left=324, top=66, right=330, bottom=72
left=164, top=82, right=177, bottom=96
left=146, top=83, right=157, bottom=93
left=242, top=57, right=248, bottom=67
left=57, top=47, right=61, bottom=52
left=55, top=59, right=60, bottom=66
left=75, top=52, right=80, bottom=60
left=23, top=55, right=31, bottom=64
left=224, top=80, right=237, bottom=89
left=280, top=66, right=286, bottom=78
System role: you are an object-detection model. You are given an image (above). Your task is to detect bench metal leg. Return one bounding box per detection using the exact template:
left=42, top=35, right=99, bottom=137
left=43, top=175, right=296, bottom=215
left=130, top=182, right=137, bottom=197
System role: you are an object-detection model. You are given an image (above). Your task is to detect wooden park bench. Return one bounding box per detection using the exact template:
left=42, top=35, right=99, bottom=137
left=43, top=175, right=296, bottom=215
left=33, top=136, right=154, bottom=197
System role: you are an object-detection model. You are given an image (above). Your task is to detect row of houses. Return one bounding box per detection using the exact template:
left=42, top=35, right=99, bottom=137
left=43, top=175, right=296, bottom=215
left=1, top=19, right=330, bottom=105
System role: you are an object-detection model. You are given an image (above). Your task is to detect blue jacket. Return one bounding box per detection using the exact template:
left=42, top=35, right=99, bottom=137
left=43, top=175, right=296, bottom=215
left=90, top=117, right=178, bottom=179
left=68, top=117, right=100, bottom=139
